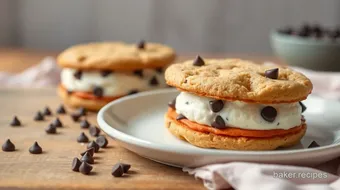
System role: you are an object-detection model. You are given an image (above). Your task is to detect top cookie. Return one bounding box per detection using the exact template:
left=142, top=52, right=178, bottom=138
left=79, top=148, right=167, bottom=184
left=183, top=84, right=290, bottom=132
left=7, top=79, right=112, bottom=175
left=57, top=42, right=176, bottom=70
left=165, top=58, right=313, bottom=103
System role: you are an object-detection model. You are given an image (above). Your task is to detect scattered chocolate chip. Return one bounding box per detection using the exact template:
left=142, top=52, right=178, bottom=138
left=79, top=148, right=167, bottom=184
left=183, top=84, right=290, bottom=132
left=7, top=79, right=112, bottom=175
left=29, top=141, right=42, bottom=154
left=264, top=68, right=279, bottom=79
left=71, top=113, right=81, bottom=122
left=67, top=90, right=73, bottom=95
left=128, top=89, right=139, bottom=95
left=93, top=86, right=104, bottom=97
left=168, top=98, right=176, bottom=109
left=137, top=40, right=145, bottom=49
left=80, top=147, right=95, bottom=157
left=120, top=163, right=131, bottom=173
left=299, top=102, right=307, bottom=113
left=87, top=141, right=100, bottom=153
left=81, top=152, right=94, bottom=164
left=176, top=114, right=186, bottom=120
left=95, top=135, right=108, bottom=148
left=77, top=132, right=89, bottom=143
left=149, top=76, right=159, bottom=86
left=45, top=124, right=57, bottom=134
left=212, top=115, right=226, bottom=129
left=111, top=163, right=124, bottom=177
left=79, top=161, right=93, bottom=175
left=78, top=56, right=87, bottom=62
left=43, top=106, right=52, bottom=116
left=209, top=100, right=224, bottom=113
left=73, top=70, right=82, bottom=80
left=2, top=139, right=15, bottom=152
left=72, top=157, right=82, bottom=172
left=261, top=106, right=277, bottom=122
left=101, top=70, right=113, bottom=77
left=10, top=116, right=21, bottom=126
left=52, top=118, right=63, bottom=128
left=77, top=107, right=87, bottom=116
left=277, top=122, right=280, bottom=126
left=308, top=141, right=320, bottom=148
left=34, top=111, right=44, bottom=121
left=56, top=104, right=66, bottom=114
left=80, top=119, right=90, bottom=129
left=89, top=126, right=101, bottom=137
left=155, top=67, right=163, bottom=73
left=133, top=70, right=143, bottom=78
left=193, top=55, right=205, bottom=66
left=185, top=102, right=189, bottom=105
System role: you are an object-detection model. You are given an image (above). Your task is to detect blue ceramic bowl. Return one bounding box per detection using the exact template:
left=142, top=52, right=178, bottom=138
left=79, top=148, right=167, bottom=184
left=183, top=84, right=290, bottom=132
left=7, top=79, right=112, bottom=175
left=271, top=31, right=340, bottom=71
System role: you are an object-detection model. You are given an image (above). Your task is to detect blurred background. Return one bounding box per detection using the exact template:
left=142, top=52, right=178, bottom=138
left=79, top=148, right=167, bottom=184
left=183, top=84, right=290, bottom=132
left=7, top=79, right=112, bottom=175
left=0, top=0, right=339, bottom=54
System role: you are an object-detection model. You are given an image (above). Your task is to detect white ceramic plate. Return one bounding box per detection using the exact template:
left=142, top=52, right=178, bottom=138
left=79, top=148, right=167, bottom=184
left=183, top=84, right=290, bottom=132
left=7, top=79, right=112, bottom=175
left=97, top=89, right=340, bottom=167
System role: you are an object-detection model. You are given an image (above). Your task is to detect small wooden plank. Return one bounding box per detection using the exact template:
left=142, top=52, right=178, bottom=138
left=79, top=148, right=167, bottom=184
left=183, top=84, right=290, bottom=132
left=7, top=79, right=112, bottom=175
left=0, top=88, right=204, bottom=189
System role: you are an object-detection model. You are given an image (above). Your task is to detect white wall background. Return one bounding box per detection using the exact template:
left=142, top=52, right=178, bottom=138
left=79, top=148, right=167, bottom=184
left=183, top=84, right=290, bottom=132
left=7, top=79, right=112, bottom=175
left=0, top=0, right=339, bottom=54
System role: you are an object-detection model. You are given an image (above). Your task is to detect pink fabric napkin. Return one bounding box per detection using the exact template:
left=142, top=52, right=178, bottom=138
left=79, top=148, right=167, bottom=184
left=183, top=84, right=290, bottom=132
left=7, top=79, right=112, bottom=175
left=184, top=62, right=340, bottom=190
left=0, top=57, right=60, bottom=87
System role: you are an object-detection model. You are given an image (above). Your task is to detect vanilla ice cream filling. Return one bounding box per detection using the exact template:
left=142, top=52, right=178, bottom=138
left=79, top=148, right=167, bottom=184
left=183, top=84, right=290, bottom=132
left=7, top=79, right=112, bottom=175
left=61, top=68, right=167, bottom=96
left=175, top=92, right=303, bottom=130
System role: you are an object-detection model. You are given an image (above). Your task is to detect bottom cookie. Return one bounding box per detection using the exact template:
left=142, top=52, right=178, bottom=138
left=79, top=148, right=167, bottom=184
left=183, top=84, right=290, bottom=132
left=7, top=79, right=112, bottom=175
left=165, top=115, right=306, bottom=151
left=57, top=85, right=116, bottom=111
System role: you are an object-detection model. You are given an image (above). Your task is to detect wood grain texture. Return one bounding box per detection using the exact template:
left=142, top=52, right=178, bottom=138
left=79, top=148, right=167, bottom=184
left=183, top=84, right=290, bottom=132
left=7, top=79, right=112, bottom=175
left=0, top=88, right=205, bottom=190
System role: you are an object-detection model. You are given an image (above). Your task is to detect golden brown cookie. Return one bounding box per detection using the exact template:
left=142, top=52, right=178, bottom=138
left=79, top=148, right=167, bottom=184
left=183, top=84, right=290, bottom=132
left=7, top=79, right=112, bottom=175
left=57, top=85, right=115, bottom=111
left=57, top=42, right=176, bottom=70
left=165, top=58, right=313, bottom=104
left=165, top=114, right=306, bottom=150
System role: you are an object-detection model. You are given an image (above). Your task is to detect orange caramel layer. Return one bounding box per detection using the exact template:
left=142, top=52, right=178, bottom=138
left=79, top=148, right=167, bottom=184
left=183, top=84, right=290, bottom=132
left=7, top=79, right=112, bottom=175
left=61, top=85, right=121, bottom=101
left=167, top=108, right=304, bottom=138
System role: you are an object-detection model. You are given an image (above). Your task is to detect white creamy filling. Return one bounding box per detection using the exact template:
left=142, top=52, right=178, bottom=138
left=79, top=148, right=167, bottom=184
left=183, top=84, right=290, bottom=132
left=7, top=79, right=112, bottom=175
left=175, top=92, right=302, bottom=130
left=61, top=68, right=167, bottom=96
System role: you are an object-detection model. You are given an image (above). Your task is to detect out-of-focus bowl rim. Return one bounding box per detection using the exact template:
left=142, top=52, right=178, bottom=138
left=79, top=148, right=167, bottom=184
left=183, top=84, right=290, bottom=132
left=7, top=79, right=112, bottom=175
left=271, top=30, right=340, bottom=47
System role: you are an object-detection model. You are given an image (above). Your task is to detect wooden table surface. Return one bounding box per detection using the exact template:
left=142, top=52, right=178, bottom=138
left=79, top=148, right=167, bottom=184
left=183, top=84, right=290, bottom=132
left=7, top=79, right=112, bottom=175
left=0, top=48, right=279, bottom=190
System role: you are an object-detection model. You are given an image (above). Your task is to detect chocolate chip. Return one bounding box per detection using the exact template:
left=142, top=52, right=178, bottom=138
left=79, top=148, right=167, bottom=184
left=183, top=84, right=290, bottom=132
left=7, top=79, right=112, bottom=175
left=149, top=76, right=159, bottom=86
left=45, top=124, right=57, bottom=134
left=73, top=70, right=82, bottom=80
left=81, top=152, right=94, bottom=164
left=133, top=70, right=143, bottom=78
left=79, top=161, right=93, bottom=175
left=168, top=98, right=176, bottom=109
left=95, top=135, right=108, bottom=148
left=77, top=132, right=89, bottom=143
left=93, top=86, right=104, bottom=97
left=261, top=106, right=277, bottom=122
left=71, top=113, right=81, bottom=122
left=193, top=55, right=205, bottom=66
left=72, top=157, right=82, bottom=172
left=128, top=89, right=139, bottom=95
left=176, top=114, right=186, bottom=120
left=209, top=100, right=224, bottom=113
left=111, top=163, right=124, bottom=177
left=34, top=111, right=44, bottom=121
left=264, top=68, right=279, bottom=79
left=87, top=141, right=100, bottom=153
left=2, top=139, right=15, bottom=152
left=80, top=119, right=90, bottom=129
left=77, top=107, right=87, bottom=116
left=43, top=106, right=52, bottom=116
left=308, top=141, right=320, bottom=148
left=67, top=90, right=73, bottom=95
left=137, top=40, right=145, bottom=49
left=52, top=117, right=63, bottom=128
left=299, top=102, right=307, bottom=113
left=89, top=126, right=100, bottom=137
left=155, top=67, right=163, bottom=73
left=101, top=70, right=112, bottom=77
left=80, top=147, right=95, bottom=157
left=56, top=104, right=66, bottom=114
left=212, top=115, right=226, bottom=129
left=120, top=163, right=131, bottom=173
left=78, top=56, right=87, bottom=62
left=29, top=141, right=42, bottom=154
left=10, top=116, right=21, bottom=126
